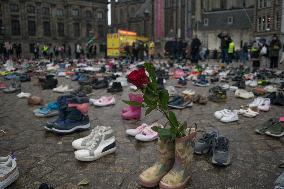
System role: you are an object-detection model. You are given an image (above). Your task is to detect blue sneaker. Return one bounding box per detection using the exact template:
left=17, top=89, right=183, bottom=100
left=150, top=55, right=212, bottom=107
left=51, top=108, right=90, bottom=134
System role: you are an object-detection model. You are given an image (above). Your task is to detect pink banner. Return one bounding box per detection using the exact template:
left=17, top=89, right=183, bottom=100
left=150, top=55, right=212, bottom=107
left=155, top=0, right=164, bottom=39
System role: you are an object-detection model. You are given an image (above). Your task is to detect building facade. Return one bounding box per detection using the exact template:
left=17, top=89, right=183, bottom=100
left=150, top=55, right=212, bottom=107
left=254, top=0, right=284, bottom=41
left=194, top=0, right=255, bottom=50
left=0, top=0, right=108, bottom=57
left=110, top=0, right=154, bottom=39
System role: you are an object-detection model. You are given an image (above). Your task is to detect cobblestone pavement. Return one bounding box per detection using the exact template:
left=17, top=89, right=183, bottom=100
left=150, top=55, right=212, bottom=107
left=0, top=61, right=284, bottom=189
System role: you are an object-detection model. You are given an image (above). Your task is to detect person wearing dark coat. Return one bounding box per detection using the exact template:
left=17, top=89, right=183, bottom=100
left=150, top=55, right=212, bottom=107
left=268, top=34, right=282, bottom=69
left=190, top=35, right=201, bottom=64
left=218, top=32, right=230, bottom=63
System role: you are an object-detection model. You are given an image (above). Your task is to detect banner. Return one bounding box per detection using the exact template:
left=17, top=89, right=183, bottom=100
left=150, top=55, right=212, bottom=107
left=155, top=0, right=164, bottom=39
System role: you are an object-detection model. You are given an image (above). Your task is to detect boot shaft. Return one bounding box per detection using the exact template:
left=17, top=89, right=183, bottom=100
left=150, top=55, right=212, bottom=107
left=157, top=139, right=175, bottom=166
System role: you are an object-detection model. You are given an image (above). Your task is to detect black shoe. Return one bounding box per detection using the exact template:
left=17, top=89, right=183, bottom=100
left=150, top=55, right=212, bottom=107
left=178, top=77, right=187, bottom=86
left=39, top=183, right=54, bottom=189
left=107, top=82, right=123, bottom=93
left=233, top=80, right=245, bottom=89
left=210, top=77, right=219, bottom=83
left=157, top=77, right=164, bottom=89
left=100, top=66, right=106, bottom=73
left=93, top=78, right=109, bottom=89
left=41, top=75, right=58, bottom=90
left=20, top=73, right=31, bottom=82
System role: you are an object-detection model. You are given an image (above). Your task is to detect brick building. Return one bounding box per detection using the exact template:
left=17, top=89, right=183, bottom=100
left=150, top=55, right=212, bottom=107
left=0, top=0, right=108, bottom=57
left=110, top=0, right=154, bottom=39
left=254, top=0, right=284, bottom=41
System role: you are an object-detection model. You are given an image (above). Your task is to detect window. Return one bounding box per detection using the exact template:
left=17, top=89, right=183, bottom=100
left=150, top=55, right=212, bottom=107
left=263, top=0, right=267, bottom=7
left=258, top=17, right=262, bottom=31
left=11, top=19, right=20, bottom=35
left=27, top=5, right=35, bottom=14
left=266, top=15, right=271, bottom=31
left=228, top=17, right=233, bottom=24
left=56, top=9, right=64, bottom=17
left=258, top=0, right=263, bottom=8
left=73, top=23, right=80, bottom=37
left=86, top=10, right=92, bottom=17
left=275, top=12, right=280, bottom=30
left=72, top=9, right=79, bottom=17
left=98, top=24, right=104, bottom=38
left=86, top=23, right=92, bottom=37
left=10, top=4, right=19, bottom=12
left=267, top=0, right=272, bottom=7
left=43, top=7, right=50, bottom=16
left=43, top=21, right=51, bottom=36
left=57, top=23, right=64, bottom=37
left=0, top=20, right=3, bottom=35
left=97, top=12, right=103, bottom=19
left=28, top=20, right=36, bottom=36
left=262, top=16, right=266, bottom=31
left=203, top=18, right=208, bottom=26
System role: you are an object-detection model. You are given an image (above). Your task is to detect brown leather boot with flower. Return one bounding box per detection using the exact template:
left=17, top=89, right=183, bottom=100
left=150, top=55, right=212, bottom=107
left=139, top=139, right=175, bottom=188
left=159, top=129, right=196, bottom=189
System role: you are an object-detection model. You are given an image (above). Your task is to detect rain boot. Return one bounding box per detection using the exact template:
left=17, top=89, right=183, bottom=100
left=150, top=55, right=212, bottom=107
left=159, top=129, right=196, bottom=189
left=122, top=93, right=143, bottom=120
left=139, top=139, right=175, bottom=187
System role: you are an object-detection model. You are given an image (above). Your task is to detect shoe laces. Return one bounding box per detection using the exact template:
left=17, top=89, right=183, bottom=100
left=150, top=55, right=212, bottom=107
left=215, top=137, right=229, bottom=152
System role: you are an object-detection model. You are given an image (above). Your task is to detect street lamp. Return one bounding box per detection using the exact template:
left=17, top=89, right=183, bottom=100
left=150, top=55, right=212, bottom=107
left=143, top=9, right=150, bottom=37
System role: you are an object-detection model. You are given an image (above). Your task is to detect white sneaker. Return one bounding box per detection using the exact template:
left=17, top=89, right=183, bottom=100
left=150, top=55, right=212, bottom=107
left=249, top=97, right=265, bottom=108
left=220, top=111, right=238, bottom=123
left=258, top=98, right=271, bottom=112
left=214, top=109, right=232, bottom=120
left=182, top=89, right=195, bottom=96
left=236, top=108, right=259, bottom=118
left=0, top=158, right=19, bottom=189
left=53, top=85, right=73, bottom=93
left=235, top=89, right=254, bottom=99
left=229, top=86, right=238, bottom=91
left=17, top=92, right=31, bottom=98
left=72, top=126, right=112, bottom=150
left=264, top=85, right=277, bottom=93
left=126, top=123, right=148, bottom=137
left=74, top=128, right=116, bottom=161
left=221, top=84, right=230, bottom=90
left=166, top=86, right=177, bottom=97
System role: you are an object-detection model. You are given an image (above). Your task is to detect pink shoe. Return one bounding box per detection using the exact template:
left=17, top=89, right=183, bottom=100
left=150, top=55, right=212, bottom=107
left=68, top=103, right=89, bottom=115
left=126, top=123, right=148, bottom=136
left=122, top=93, right=143, bottom=120
left=90, top=96, right=115, bottom=107
left=121, top=93, right=142, bottom=114
left=135, top=123, right=163, bottom=142
left=174, top=69, right=185, bottom=79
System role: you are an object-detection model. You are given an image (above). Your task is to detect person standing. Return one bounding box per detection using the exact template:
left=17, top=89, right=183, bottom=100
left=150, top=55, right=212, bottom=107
left=241, top=42, right=249, bottom=64
left=16, top=43, right=22, bottom=59
left=190, top=35, right=201, bottom=64
left=251, top=40, right=261, bottom=72
left=148, top=41, right=155, bottom=61
left=227, top=37, right=235, bottom=64
left=268, top=34, right=281, bottom=69
left=218, top=32, right=230, bottom=63
left=75, top=44, right=82, bottom=59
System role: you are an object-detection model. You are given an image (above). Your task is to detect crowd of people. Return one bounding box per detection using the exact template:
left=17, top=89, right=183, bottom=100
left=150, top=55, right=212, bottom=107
left=0, top=42, right=98, bottom=62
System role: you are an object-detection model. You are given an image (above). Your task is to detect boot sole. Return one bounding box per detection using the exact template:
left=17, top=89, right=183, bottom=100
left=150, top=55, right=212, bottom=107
left=159, top=176, right=190, bottom=189
left=75, top=147, right=116, bottom=161
left=52, top=123, right=90, bottom=134
left=265, top=131, right=284, bottom=138
left=139, top=176, right=162, bottom=188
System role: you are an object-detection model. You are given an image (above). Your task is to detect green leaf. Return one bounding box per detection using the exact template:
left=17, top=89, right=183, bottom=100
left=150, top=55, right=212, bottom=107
left=159, top=89, right=169, bottom=110
left=169, top=111, right=179, bottom=128
left=144, top=63, right=157, bottom=84
left=145, top=106, right=156, bottom=116
left=122, top=100, right=144, bottom=107
left=152, top=127, right=173, bottom=140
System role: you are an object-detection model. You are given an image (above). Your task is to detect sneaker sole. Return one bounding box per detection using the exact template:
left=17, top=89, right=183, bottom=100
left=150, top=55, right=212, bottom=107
left=52, top=123, right=90, bottom=134
left=0, top=167, right=19, bottom=188
left=212, top=158, right=231, bottom=166
left=265, top=131, right=284, bottom=138
left=159, top=175, right=190, bottom=189
left=75, top=147, right=116, bottom=161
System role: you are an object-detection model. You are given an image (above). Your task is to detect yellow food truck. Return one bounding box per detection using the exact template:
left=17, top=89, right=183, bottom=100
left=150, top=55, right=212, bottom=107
left=107, top=29, right=148, bottom=57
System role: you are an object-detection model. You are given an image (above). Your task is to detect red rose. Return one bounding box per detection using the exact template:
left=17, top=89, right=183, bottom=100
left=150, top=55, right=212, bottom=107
left=128, top=68, right=149, bottom=89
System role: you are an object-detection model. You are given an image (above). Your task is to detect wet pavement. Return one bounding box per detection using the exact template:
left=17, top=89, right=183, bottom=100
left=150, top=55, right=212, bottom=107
left=1, top=61, right=284, bottom=189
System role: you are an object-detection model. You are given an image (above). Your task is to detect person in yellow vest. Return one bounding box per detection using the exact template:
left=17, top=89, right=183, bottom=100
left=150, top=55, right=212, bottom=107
left=227, top=37, right=235, bottom=64
left=42, top=45, right=49, bottom=58
left=149, top=41, right=155, bottom=61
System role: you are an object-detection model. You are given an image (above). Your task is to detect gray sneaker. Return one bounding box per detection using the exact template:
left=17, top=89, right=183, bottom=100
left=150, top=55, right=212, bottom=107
left=212, top=136, right=231, bottom=166
left=275, top=172, right=284, bottom=189
left=0, top=158, right=19, bottom=188
left=194, top=130, right=219, bottom=155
